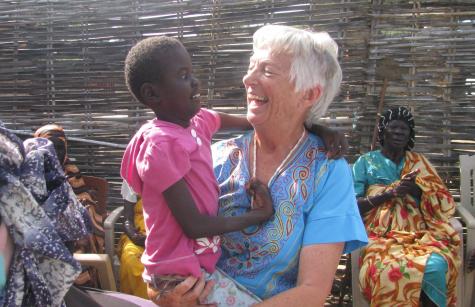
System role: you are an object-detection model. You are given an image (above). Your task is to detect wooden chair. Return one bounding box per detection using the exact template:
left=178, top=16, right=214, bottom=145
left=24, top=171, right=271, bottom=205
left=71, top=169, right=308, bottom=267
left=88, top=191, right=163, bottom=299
left=73, top=253, right=117, bottom=291
left=74, top=175, right=118, bottom=291
left=351, top=155, right=475, bottom=307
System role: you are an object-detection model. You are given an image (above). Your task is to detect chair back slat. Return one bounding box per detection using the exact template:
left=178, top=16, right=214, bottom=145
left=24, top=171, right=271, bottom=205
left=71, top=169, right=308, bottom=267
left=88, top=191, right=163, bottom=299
left=460, top=155, right=475, bottom=218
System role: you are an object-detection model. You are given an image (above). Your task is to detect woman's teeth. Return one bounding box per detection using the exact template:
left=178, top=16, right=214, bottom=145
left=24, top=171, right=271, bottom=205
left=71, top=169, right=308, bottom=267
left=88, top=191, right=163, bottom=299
left=192, top=94, right=200, bottom=99
left=248, top=94, right=268, bottom=103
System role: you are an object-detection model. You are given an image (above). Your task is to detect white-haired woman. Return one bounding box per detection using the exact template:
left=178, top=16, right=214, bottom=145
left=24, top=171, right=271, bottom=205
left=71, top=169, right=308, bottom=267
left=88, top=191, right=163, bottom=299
left=157, top=24, right=368, bottom=307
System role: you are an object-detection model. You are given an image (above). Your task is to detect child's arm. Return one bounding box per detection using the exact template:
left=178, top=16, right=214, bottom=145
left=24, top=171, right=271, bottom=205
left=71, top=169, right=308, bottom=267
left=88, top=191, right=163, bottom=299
left=163, top=178, right=273, bottom=239
left=216, top=112, right=252, bottom=131
left=216, top=111, right=347, bottom=158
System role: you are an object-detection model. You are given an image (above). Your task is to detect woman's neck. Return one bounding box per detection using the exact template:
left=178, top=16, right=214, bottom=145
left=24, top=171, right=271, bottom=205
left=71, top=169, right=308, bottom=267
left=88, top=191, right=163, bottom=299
left=252, top=124, right=306, bottom=184
left=381, top=147, right=405, bottom=164
left=254, top=124, right=305, bottom=155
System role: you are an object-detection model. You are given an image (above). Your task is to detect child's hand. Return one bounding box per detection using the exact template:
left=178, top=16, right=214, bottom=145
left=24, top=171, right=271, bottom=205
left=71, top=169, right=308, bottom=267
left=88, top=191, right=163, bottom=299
left=307, top=124, right=348, bottom=159
left=246, top=177, right=274, bottom=222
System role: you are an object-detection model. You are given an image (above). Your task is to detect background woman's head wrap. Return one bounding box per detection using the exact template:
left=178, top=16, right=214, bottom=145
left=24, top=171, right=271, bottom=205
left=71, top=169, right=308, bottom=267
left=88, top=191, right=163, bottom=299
left=378, top=106, right=415, bottom=150
left=34, top=124, right=67, bottom=165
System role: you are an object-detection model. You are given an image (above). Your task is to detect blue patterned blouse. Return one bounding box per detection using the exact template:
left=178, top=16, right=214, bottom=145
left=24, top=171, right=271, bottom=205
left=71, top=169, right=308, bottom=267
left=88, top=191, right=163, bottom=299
left=213, top=131, right=368, bottom=299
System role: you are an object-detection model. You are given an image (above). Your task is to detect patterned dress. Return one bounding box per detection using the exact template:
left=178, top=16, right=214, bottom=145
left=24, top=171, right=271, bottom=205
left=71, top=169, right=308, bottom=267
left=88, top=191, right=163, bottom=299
left=0, top=127, right=89, bottom=306
left=353, top=150, right=461, bottom=307
left=213, top=131, right=368, bottom=299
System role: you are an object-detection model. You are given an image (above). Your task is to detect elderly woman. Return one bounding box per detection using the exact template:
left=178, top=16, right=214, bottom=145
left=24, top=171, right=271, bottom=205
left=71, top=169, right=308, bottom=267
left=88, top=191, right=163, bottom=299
left=157, top=24, right=368, bottom=307
left=34, top=124, right=106, bottom=287
left=353, top=107, right=461, bottom=306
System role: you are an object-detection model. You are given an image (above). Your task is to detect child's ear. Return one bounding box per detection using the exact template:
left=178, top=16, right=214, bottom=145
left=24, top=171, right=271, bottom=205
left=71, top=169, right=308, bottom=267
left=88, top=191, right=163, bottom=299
left=140, top=82, right=160, bottom=104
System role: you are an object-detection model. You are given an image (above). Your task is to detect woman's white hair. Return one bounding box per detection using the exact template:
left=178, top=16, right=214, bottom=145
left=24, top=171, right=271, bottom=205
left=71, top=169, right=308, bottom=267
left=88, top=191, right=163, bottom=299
left=252, top=24, right=342, bottom=127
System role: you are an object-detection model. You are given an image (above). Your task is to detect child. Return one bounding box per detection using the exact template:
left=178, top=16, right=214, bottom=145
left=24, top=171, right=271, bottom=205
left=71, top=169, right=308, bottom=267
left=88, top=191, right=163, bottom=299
left=120, top=36, right=273, bottom=306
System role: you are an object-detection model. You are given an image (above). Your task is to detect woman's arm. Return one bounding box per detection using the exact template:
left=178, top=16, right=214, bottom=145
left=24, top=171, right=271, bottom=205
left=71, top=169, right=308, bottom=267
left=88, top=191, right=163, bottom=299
left=154, top=243, right=344, bottom=307
left=357, top=169, right=423, bottom=215
left=163, top=178, right=273, bottom=239
left=256, top=243, right=344, bottom=307
left=357, top=191, right=394, bottom=215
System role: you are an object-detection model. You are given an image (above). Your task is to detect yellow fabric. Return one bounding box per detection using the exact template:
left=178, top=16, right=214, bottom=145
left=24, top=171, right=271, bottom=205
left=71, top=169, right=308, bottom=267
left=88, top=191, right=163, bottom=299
left=117, top=199, right=147, bottom=299
left=359, top=151, right=461, bottom=307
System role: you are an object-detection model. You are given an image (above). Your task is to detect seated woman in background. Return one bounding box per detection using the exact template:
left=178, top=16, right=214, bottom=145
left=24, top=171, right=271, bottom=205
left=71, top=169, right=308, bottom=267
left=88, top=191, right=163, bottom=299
left=353, top=106, right=461, bottom=306
left=34, top=124, right=106, bottom=287
left=0, top=124, right=89, bottom=306
left=117, top=181, right=147, bottom=298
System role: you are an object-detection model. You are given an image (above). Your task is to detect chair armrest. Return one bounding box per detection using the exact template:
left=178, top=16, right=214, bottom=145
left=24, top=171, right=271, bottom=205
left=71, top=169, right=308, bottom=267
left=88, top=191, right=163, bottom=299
left=73, top=253, right=117, bottom=291
left=104, top=206, right=124, bottom=260
left=456, top=205, right=475, bottom=229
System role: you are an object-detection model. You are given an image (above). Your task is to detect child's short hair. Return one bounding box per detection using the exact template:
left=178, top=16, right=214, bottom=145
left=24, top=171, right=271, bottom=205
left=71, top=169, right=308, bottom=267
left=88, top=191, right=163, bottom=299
left=124, top=36, right=184, bottom=103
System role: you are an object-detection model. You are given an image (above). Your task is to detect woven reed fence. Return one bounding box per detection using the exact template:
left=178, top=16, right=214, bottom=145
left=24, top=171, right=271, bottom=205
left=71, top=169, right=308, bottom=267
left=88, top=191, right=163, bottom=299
left=1, top=0, right=474, bottom=207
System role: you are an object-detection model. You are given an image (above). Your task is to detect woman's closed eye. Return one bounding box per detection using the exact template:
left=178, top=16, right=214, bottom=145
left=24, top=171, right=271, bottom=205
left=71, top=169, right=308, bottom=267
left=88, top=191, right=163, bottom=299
left=264, top=68, right=274, bottom=76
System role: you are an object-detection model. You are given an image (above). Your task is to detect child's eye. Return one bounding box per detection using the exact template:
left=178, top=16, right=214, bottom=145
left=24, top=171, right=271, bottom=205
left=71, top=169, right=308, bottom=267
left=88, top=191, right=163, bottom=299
left=181, top=73, right=189, bottom=80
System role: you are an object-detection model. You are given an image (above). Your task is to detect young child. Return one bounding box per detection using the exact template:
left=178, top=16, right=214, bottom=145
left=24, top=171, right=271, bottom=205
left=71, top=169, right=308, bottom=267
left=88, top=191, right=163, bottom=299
left=120, top=36, right=273, bottom=306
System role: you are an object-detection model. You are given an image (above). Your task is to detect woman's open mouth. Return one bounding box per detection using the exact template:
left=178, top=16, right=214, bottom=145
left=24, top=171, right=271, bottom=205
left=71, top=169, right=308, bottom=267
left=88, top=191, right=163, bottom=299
left=247, top=93, right=269, bottom=108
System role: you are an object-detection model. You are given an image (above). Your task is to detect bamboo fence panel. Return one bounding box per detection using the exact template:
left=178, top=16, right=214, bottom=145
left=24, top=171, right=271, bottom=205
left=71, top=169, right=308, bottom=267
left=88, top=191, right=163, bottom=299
left=0, top=0, right=473, bottom=204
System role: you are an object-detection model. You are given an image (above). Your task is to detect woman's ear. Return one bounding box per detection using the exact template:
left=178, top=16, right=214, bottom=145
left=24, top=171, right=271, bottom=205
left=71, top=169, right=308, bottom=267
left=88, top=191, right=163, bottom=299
left=302, top=85, right=322, bottom=107
left=140, top=82, right=160, bottom=105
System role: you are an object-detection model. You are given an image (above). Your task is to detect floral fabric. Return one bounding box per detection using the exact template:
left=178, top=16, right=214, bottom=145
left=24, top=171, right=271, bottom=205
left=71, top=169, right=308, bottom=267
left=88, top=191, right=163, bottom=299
left=0, top=127, right=88, bottom=306
left=203, top=268, right=261, bottom=306
left=353, top=150, right=461, bottom=306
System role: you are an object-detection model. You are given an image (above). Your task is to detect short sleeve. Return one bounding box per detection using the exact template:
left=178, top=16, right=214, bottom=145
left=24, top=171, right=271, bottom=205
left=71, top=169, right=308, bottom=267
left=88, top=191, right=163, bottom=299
left=352, top=155, right=368, bottom=198
left=194, top=108, right=221, bottom=140
left=121, top=180, right=138, bottom=203
left=303, top=159, right=368, bottom=254
left=137, top=139, right=191, bottom=193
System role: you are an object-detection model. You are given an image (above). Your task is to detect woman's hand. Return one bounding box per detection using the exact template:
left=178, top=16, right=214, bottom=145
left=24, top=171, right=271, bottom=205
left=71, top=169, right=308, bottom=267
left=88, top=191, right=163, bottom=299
left=150, top=274, right=216, bottom=307
left=391, top=169, right=422, bottom=199
left=130, top=231, right=146, bottom=247
left=246, top=178, right=274, bottom=222
left=124, top=219, right=146, bottom=247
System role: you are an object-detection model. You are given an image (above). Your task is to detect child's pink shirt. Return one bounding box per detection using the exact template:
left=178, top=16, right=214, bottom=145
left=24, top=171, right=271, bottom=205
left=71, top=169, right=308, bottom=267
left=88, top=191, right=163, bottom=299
left=120, top=108, right=222, bottom=279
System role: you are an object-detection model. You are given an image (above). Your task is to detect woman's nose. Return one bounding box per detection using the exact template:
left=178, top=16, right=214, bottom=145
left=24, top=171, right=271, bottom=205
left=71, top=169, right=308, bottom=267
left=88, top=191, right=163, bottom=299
left=243, top=68, right=256, bottom=87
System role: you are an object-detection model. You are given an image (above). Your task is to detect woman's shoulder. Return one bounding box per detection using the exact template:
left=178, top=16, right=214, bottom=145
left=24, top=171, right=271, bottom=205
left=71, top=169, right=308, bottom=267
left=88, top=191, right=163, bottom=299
left=212, top=132, right=251, bottom=152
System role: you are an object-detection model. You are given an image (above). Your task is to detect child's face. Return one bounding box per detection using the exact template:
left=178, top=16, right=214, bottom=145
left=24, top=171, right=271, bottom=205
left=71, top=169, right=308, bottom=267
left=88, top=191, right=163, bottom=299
left=154, top=44, right=201, bottom=127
